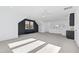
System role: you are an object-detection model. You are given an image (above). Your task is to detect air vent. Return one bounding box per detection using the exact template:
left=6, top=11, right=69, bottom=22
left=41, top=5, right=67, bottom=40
left=64, top=6, right=73, bottom=10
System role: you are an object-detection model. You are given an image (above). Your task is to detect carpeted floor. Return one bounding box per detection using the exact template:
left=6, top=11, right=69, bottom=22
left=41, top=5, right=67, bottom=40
left=0, top=32, right=79, bottom=53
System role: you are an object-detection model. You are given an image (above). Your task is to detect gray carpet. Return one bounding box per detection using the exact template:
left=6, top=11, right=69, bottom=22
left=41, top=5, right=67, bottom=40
left=0, top=32, right=79, bottom=53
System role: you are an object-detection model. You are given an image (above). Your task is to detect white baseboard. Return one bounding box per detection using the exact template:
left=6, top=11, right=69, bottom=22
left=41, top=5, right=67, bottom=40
left=0, top=35, right=18, bottom=42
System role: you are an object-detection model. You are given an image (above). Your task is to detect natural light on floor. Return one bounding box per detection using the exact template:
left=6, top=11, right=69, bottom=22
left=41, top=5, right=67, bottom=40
left=8, top=38, right=61, bottom=53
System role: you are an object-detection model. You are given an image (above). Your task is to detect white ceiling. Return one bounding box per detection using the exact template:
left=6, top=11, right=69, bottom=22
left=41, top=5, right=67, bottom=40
left=1, top=6, right=76, bottom=22
left=13, top=6, right=65, bottom=20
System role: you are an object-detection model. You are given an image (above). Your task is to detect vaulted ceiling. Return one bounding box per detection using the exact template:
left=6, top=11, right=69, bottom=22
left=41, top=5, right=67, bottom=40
left=0, top=6, right=76, bottom=22
left=10, top=6, right=76, bottom=22
left=11, top=6, right=67, bottom=22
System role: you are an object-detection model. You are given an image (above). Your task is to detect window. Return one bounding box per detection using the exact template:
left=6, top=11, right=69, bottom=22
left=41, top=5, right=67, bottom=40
left=25, top=21, right=34, bottom=29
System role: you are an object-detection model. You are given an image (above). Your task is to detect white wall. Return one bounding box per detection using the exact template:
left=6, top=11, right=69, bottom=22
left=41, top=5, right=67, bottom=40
left=0, top=7, right=18, bottom=41
left=49, top=19, right=69, bottom=35
left=39, top=19, right=69, bottom=36
left=75, top=7, right=79, bottom=47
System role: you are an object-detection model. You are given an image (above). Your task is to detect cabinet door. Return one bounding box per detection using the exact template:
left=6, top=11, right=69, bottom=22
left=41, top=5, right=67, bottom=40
left=70, top=13, right=74, bottom=26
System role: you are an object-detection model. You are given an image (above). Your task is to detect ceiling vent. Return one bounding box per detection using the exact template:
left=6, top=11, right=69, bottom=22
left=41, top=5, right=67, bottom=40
left=64, top=6, right=73, bottom=10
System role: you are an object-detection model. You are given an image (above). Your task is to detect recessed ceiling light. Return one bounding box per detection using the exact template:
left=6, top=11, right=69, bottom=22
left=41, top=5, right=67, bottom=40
left=56, top=25, right=59, bottom=27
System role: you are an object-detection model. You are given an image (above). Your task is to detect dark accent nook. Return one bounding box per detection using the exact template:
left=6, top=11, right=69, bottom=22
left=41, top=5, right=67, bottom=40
left=18, top=19, right=38, bottom=35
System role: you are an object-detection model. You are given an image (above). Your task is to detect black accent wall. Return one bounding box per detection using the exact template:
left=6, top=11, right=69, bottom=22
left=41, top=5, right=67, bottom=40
left=18, top=19, right=38, bottom=35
